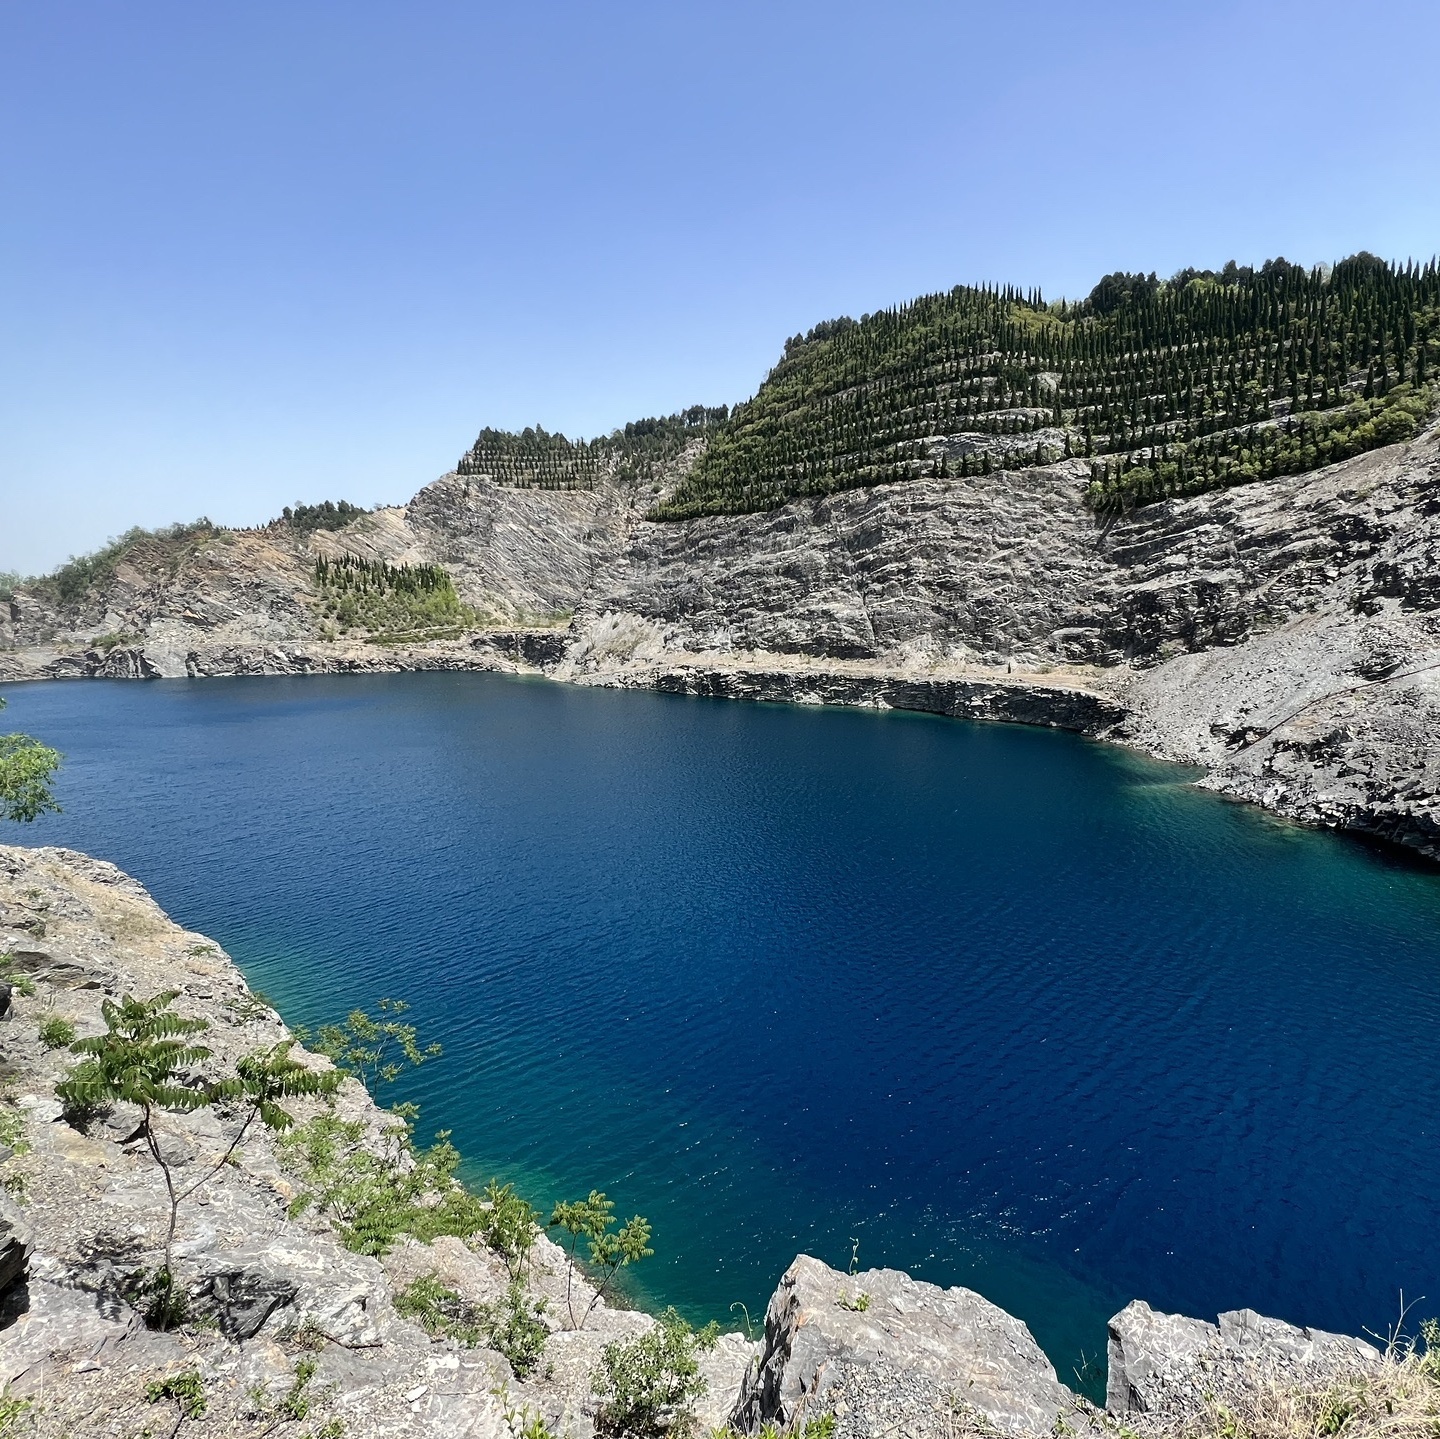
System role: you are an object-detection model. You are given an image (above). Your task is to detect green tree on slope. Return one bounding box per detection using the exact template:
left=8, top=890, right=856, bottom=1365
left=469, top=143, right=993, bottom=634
left=0, top=697, right=61, bottom=823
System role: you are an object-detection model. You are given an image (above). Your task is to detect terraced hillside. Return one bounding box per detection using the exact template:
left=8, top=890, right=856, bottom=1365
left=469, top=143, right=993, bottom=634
left=655, top=253, right=1439, bottom=518
left=456, top=407, right=728, bottom=491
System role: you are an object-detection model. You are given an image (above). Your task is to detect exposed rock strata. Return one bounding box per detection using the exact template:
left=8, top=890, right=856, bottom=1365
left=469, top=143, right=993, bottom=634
left=5, top=422, right=1440, bottom=862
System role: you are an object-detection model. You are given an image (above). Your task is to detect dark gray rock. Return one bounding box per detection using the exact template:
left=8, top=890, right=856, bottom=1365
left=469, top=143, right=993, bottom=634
left=0, top=1193, right=32, bottom=1304
left=194, top=1269, right=299, bottom=1340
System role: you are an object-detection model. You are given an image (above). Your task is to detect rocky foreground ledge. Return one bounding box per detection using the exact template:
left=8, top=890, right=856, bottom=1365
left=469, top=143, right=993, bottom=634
left=0, top=847, right=1417, bottom=1438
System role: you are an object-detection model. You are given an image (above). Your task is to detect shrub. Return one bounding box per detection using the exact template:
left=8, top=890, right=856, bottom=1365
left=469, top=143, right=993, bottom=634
left=591, top=1307, right=719, bottom=1437
left=0, top=701, right=62, bottom=823
left=280, top=1111, right=485, bottom=1256
left=478, top=1279, right=549, bottom=1378
left=479, top=1179, right=541, bottom=1279
left=550, top=1191, right=653, bottom=1330
left=250, top=1356, right=331, bottom=1424
left=54, top=992, right=337, bottom=1323
left=36, top=1015, right=76, bottom=1049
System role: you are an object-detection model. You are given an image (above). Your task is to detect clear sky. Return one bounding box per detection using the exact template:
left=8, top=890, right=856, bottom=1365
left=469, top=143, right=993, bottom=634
left=4, top=0, right=1439, bottom=574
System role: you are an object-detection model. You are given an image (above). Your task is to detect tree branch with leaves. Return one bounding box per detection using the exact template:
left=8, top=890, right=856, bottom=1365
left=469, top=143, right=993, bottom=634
left=549, top=1190, right=653, bottom=1330
left=0, top=696, right=60, bottom=824
left=55, top=990, right=337, bottom=1325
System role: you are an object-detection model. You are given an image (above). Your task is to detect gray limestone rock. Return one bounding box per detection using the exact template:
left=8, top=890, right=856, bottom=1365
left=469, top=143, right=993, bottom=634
left=731, top=1254, right=1075, bottom=1436
left=1106, top=1299, right=1381, bottom=1419
left=1106, top=1300, right=1219, bottom=1415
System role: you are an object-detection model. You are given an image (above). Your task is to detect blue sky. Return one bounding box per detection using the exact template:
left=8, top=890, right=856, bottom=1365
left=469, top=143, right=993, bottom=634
left=4, top=0, right=1439, bottom=574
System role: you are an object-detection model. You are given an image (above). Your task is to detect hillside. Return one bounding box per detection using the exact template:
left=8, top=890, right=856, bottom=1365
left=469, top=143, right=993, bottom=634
left=455, top=408, right=727, bottom=493
left=3, top=252, right=1440, bottom=868
left=657, top=253, right=1438, bottom=518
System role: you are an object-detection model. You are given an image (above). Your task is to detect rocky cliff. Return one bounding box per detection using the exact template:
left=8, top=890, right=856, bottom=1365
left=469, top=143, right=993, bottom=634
left=4, top=419, right=1439, bottom=863
left=0, top=848, right=1414, bottom=1439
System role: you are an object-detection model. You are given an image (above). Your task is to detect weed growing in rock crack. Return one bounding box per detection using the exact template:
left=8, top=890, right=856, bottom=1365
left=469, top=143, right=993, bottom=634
left=494, top=1380, right=560, bottom=1439
left=250, top=1356, right=333, bottom=1424
left=396, top=1272, right=484, bottom=1348
left=281, top=1357, right=323, bottom=1420
left=0, top=1093, right=32, bottom=1197
left=592, top=1307, right=719, bottom=1438
left=396, top=1271, right=549, bottom=1376
left=128, top=1265, right=191, bottom=1330
left=550, top=1191, right=653, bottom=1330
left=0, top=1386, right=32, bottom=1439
left=0, top=954, right=36, bottom=999
left=144, top=1369, right=207, bottom=1427
left=0, top=1098, right=30, bottom=1158
left=53, top=991, right=338, bottom=1325
left=836, top=1290, right=870, bottom=1313
left=36, top=1014, right=76, bottom=1049
left=277, top=1313, right=328, bottom=1352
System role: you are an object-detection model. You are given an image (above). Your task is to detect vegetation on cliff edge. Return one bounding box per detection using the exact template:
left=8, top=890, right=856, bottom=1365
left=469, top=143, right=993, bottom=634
left=654, top=252, right=1439, bottom=518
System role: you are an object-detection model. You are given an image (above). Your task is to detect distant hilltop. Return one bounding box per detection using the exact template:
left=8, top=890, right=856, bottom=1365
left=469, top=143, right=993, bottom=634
left=447, top=252, right=1439, bottom=519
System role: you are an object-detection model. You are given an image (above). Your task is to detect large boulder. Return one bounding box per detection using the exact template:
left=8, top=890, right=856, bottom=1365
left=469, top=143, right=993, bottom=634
left=1106, top=1300, right=1382, bottom=1417
left=731, top=1254, right=1075, bottom=1436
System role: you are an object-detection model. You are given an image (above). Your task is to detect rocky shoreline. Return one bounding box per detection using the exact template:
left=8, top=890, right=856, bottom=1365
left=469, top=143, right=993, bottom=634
left=4, top=420, right=1440, bottom=865
left=0, top=845, right=1418, bottom=1439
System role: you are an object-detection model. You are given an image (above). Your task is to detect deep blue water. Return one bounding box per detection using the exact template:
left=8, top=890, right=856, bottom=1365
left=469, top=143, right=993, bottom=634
left=5, top=671, right=1440, bottom=1393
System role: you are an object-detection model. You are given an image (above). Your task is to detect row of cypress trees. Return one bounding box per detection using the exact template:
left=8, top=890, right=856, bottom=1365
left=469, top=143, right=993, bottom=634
left=651, top=253, right=1439, bottom=518
left=456, top=407, right=728, bottom=491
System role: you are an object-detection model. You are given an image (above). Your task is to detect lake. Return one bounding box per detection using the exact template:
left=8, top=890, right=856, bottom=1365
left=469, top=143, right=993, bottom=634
left=6, top=670, right=1440, bottom=1394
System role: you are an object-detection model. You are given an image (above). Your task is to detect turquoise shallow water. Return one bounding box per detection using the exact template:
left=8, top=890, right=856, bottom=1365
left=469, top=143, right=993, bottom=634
left=7, top=671, right=1440, bottom=1394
